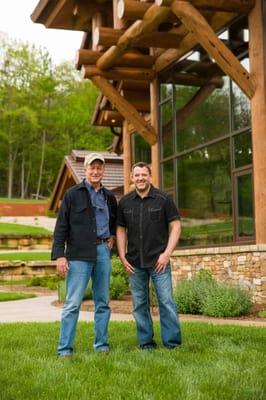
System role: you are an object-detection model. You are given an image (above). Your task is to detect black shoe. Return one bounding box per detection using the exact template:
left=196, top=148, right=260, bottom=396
left=140, top=342, right=157, bottom=350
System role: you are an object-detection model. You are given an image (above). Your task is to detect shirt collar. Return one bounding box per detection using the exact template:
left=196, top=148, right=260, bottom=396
left=84, top=180, right=103, bottom=193
left=133, top=185, right=156, bottom=199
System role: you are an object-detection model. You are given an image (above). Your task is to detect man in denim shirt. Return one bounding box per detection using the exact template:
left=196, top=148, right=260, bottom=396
left=52, top=153, right=117, bottom=357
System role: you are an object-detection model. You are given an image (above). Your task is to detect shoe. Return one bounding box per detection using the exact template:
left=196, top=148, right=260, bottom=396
left=95, top=347, right=110, bottom=355
left=140, top=342, right=157, bottom=351
left=58, top=354, right=72, bottom=359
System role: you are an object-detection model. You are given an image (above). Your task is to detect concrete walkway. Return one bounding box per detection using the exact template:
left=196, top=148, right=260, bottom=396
left=0, top=295, right=265, bottom=326
left=0, top=295, right=133, bottom=323
left=0, top=216, right=56, bottom=232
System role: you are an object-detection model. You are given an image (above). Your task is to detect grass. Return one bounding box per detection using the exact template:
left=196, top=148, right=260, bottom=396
left=0, top=222, right=51, bottom=235
left=0, top=322, right=265, bottom=400
left=0, top=252, right=51, bottom=261
left=0, top=278, right=32, bottom=286
left=0, top=197, right=47, bottom=203
left=0, top=292, right=36, bottom=301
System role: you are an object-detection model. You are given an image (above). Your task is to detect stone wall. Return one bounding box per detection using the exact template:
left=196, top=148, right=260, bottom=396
left=0, top=261, right=56, bottom=280
left=0, top=235, right=52, bottom=250
left=170, top=244, right=266, bottom=305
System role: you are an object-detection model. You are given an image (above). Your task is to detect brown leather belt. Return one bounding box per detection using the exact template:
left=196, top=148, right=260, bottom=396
left=96, top=238, right=109, bottom=245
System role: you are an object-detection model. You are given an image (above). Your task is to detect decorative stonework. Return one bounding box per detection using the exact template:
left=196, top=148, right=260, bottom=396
left=0, top=261, right=56, bottom=280
left=171, top=245, right=266, bottom=305
left=0, top=235, right=52, bottom=250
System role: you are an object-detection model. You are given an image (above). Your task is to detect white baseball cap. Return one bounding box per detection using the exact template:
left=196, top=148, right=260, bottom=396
left=84, top=153, right=105, bottom=167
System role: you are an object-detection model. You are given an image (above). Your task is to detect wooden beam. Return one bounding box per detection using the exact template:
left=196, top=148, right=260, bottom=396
left=174, top=59, right=224, bottom=76
left=90, top=75, right=157, bottom=145
left=170, top=1, right=254, bottom=98
left=82, top=65, right=155, bottom=81
left=118, top=0, right=151, bottom=20
left=95, top=26, right=183, bottom=49
left=156, top=0, right=255, bottom=14
left=96, top=4, right=171, bottom=70
left=118, top=0, right=177, bottom=22
left=249, top=0, right=266, bottom=243
left=155, top=12, right=237, bottom=72
left=150, top=78, right=160, bottom=188
left=172, top=72, right=224, bottom=88
left=123, top=120, right=132, bottom=193
left=122, top=90, right=150, bottom=112
left=76, top=49, right=155, bottom=69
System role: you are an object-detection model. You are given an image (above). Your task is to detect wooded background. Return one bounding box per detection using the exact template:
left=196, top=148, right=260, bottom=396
left=0, top=38, right=113, bottom=199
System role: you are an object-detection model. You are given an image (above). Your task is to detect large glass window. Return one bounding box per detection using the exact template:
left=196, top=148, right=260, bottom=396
left=232, top=58, right=251, bottom=131
left=132, top=133, right=151, bottom=164
left=160, top=99, right=174, bottom=158
left=235, top=172, right=254, bottom=239
left=175, top=78, right=230, bottom=152
left=177, top=140, right=233, bottom=246
left=158, top=22, right=254, bottom=247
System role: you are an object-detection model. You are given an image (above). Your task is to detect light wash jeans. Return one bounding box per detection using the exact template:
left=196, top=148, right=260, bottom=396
left=57, top=243, right=111, bottom=355
left=130, top=264, right=181, bottom=348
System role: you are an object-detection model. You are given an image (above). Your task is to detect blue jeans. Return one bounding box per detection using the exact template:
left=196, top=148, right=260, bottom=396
left=57, top=243, right=111, bottom=355
left=130, top=264, right=181, bottom=348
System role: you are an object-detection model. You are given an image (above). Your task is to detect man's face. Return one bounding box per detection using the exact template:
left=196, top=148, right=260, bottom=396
left=131, top=166, right=152, bottom=192
left=85, top=160, right=105, bottom=185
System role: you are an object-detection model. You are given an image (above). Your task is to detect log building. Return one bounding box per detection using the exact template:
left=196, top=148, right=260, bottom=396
left=31, top=0, right=266, bottom=304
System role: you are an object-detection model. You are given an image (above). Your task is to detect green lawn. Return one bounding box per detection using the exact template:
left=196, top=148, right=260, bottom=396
left=0, top=292, right=36, bottom=301
left=0, top=223, right=51, bottom=235
left=0, top=322, right=265, bottom=400
left=0, top=198, right=47, bottom=203
left=0, top=252, right=51, bottom=261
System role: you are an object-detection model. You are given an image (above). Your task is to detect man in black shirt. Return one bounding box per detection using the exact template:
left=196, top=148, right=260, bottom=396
left=116, top=162, right=182, bottom=349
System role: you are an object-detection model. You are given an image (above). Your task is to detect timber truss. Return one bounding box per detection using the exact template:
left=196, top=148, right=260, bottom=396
left=32, top=0, right=256, bottom=150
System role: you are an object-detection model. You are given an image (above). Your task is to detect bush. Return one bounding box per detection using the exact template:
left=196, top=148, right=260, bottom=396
left=174, top=269, right=252, bottom=317
left=27, top=275, right=62, bottom=290
left=110, top=275, right=128, bottom=300
left=202, top=284, right=252, bottom=317
left=111, top=257, right=129, bottom=284
left=174, top=270, right=216, bottom=314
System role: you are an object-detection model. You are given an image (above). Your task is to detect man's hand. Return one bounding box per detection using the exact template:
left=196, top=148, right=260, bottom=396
left=155, top=252, right=169, bottom=273
left=106, top=236, right=115, bottom=251
left=56, top=257, right=69, bottom=277
left=121, top=257, right=135, bottom=275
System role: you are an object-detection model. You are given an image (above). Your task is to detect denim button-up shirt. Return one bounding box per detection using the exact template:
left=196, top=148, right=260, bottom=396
left=85, top=181, right=110, bottom=239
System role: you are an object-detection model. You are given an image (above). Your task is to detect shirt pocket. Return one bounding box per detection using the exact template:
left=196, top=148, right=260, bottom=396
left=123, top=208, right=134, bottom=223
left=148, top=207, right=162, bottom=222
left=71, top=204, right=88, bottom=224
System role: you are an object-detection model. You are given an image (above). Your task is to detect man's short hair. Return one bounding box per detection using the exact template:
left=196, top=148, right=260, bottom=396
left=131, top=162, right=151, bottom=175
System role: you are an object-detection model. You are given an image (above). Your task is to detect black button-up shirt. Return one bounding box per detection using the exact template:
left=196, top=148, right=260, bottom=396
left=117, top=185, right=180, bottom=269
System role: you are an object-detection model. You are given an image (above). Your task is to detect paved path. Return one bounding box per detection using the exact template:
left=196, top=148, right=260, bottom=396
left=0, top=295, right=265, bottom=326
left=0, top=216, right=56, bottom=232
left=0, top=295, right=133, bottom=323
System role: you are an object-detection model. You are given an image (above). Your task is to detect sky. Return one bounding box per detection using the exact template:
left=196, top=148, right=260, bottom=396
left=0, top=0, right=83, bottom=65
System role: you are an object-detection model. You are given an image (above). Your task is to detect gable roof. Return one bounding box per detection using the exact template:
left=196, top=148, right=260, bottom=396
left=49, top=149, right=124, bottom=212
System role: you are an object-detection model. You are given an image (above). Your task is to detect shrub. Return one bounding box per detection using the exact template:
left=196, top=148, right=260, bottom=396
left=27, top=275, right=62, bottom=290
left=258, top=309, right=266, bottom=318
left=174, top=270, right=216, bottom=314
left=111, top=257, right=129, bottom=284
left=174, top=269, right=252, bottom=317
left=110, top=275, right=128, bottom=300
left=202, top=284, right=252, bottom=317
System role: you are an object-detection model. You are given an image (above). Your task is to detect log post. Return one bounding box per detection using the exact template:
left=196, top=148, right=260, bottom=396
left=82, top=65, right=156, bottom=81
left=150, top=79, right=160, bottom=188
left=249, top=0, right=266, bottom=243
left=123, top=120, right=132, bottom=193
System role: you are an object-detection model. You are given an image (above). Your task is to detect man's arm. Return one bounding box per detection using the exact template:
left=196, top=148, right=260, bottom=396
left=155, top=219, right=181, bottom=273
left=116, top=225, right=135, bottom=274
